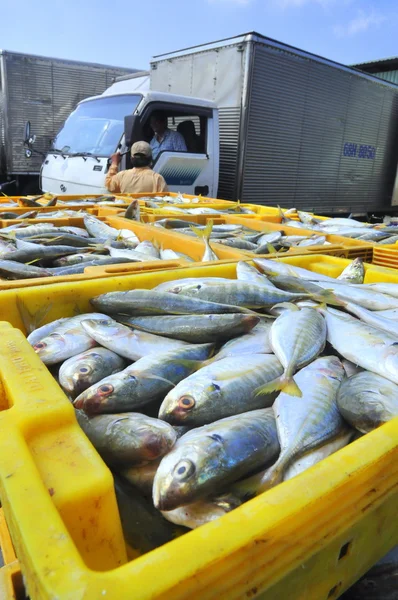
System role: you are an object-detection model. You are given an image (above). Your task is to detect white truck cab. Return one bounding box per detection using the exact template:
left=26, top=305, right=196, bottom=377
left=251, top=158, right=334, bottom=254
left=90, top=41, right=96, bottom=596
left=40, top=76, right=219, bottom=197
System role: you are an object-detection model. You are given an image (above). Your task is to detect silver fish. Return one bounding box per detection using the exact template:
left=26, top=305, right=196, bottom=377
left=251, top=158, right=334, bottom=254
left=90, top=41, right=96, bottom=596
left=153, top=408, right=279, bottom=510
left=337, top=371, right=398, bottom=433
left=158, top=354, right=283, bottom=426
left=59, top=347, right=126, bottom=397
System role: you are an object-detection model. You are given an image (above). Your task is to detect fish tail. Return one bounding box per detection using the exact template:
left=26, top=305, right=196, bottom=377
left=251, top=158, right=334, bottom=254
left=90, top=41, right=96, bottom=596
left=312, top=289, right=345, bottom=307
left=190, top=219, right=213, bottom=243
left=266, top=242, right=278, bottom=254
left=277, top=205, right=286, bottom=222
left=255, top=374, right=302, bottom=398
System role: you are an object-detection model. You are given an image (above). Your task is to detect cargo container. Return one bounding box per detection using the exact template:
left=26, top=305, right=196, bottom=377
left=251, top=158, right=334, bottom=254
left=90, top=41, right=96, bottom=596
left=0, top=50, right=137, bottom=194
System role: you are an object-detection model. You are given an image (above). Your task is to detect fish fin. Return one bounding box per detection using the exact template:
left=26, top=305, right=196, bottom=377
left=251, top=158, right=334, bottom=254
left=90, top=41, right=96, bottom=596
left=266, top=242, right=277, bottom=254
left=25, top=258, right=41, bottom=265
left=255, top=375, right=302, bottom=398
left=312, top=289, right=345, bottom=307
left=190, top=219, right=213, bottom=242
left=277, top=205, right=286, bottom=222
left=16, top=296, right=52, bottom=334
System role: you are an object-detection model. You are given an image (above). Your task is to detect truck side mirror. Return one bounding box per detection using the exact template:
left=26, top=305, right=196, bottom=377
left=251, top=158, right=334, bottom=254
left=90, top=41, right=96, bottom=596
left=124, top=115, right=135, bottom=148
left=24, top=121, right=31, bottom=144
left=24, top=121, right=36, bottom=146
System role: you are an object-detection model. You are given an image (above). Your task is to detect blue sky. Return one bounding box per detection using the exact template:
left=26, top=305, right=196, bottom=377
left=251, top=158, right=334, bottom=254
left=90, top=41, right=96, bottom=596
left=1, top=0, right=397, bottom=70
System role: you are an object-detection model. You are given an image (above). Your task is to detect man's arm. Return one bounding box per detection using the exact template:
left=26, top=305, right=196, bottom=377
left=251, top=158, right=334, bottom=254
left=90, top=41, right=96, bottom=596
left=105, top=154, right=122, bottom=192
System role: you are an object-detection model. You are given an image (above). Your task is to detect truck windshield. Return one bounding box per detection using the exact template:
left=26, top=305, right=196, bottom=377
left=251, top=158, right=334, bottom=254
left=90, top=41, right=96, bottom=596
left=52, top=94, right=141, bottom=157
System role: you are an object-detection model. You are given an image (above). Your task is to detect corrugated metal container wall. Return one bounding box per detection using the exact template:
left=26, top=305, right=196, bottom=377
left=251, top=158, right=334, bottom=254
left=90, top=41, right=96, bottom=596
left=374, top=71, right=398, bottom=84
left=3, top=53, right=133, bottom=174
left=0, top=58, right=6, bottom=174
left=241, top=42, right=398, bottom=212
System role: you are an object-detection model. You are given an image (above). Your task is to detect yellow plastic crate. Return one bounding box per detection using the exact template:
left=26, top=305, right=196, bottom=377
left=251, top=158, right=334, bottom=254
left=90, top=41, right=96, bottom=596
left=0, top=256, right=398, bottom=598
left=223, top=215, right=374, bottom=261
left=372, top=243, right=398, bottom=269
left=0, top=216, right=188, bottom=291
left=0, top=509, right=25, bottom=600
left=141, top=214, right=373, bottom=261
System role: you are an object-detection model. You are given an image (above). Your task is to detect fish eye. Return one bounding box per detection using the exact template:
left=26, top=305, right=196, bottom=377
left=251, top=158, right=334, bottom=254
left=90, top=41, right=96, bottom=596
left=79, top=366, right=90, bottom=374
left=178, top=395, right=195, bottom=410
left=99, top=319, right=110, bottom=325
left=34, top=342, right=47, bottom=350
left=98, top=384, right=114, bottom=395
left=173, top=459, right=195, bottom=481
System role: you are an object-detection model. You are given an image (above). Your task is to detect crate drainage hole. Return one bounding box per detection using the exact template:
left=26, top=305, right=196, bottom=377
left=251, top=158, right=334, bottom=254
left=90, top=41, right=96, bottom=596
left=338, top=541, right=352, bottom=560
left=327, top=582, right=342, bottom=598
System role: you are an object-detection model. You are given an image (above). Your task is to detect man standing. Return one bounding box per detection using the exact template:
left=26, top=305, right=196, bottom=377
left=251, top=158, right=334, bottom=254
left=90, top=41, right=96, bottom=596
left=105, top=141, right=168, bottom=193
left=149, top=111, right=187, bottom=160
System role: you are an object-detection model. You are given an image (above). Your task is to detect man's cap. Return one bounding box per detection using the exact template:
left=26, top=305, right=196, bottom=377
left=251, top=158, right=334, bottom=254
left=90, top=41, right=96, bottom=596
left=131, top=141, right=152, bottom=158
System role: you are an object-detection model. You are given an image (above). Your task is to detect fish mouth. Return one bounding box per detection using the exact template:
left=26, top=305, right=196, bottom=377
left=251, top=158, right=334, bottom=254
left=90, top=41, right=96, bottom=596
left=153, top=488, right=180, bottom=511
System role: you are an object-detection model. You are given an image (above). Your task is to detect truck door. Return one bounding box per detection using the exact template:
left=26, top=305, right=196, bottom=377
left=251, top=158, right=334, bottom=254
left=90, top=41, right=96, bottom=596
left=130, top=103, right=216, bottom=197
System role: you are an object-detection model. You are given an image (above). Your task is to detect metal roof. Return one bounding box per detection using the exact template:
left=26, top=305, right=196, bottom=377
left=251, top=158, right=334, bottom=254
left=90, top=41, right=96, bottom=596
left=352, top=57, right=398, bottom=73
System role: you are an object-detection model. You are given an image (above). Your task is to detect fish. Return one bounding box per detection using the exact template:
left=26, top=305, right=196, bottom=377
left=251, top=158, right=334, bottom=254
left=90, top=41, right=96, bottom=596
left=91, top=289, right=254, bottom=316
left=153, top=408, right=280, bottom=510
left=158, top=354, right=283, bottom=426
left=324, top=308, right=398, bottom=385
left=236, top=261, right=277, bottom=289
left=232, top=356, right=346, bottom=495
left=154, top=277, right=231, bottom=293
left=363, top=282, right=398, bottom=298
left=253, top=258, right=337, bottom=282
left=166, top=279, right=320, bottom=309
left=1, top=245, right=92, bottom=264
left=114, top=313, right=260, bottom=343
left=283, top=430, right=353, bottom=481
left=0, top=259, right=53, bottom=279
left=215, top=319, right=273, bottom=359
left=341, top=301, right=398, bottom=337
left=337, top=372, right=398, bottom=433
left=108, top=246, right=161, bottom=262
left=31, top=313, right=109, bottom=365
left=257, top=304, right=327, bottom=397
left=80, top=317, right=190, bottom=361
left=26, top=317, right=70, bottom=346
left=161, top=495, right=242, bottom=529
left=301, top=279, right=398, bottom=311
left=75, top=409, right=177, bottom=466
left=134, top=240, right=160, bottom=259
left=341, top=359, right=363, bottom=378
left=73, top=343, right=214, bottom=414
left=83, top=214, right=120, bottom=239
left=159, top=249, right=194, bottom=262
left=337, top=258, right=365, bottom=284
left=190, top=220, right=219, bottom=261
left=124, top=199, right=140, bottom=221
left=119, top=460, right=161, bottom=496
left=59, top=347, right=126, bottom=398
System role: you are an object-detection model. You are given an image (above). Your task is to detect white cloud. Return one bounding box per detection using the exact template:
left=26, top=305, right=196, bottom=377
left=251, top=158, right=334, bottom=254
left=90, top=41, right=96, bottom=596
left=333, top=9, right=386, bottom=37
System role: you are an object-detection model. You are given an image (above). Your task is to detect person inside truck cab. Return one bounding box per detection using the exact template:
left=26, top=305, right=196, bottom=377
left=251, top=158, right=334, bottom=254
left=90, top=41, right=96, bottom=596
left=149, top=111, right=187, bottom=160
left=105, top=141, right=168, bottom=193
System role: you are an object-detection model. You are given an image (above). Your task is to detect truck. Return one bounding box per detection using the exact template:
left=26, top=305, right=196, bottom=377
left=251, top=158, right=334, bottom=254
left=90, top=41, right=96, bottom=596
left=0, top=50, right=137, bottom=194
left=33, top=32, right=398, bottom=214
